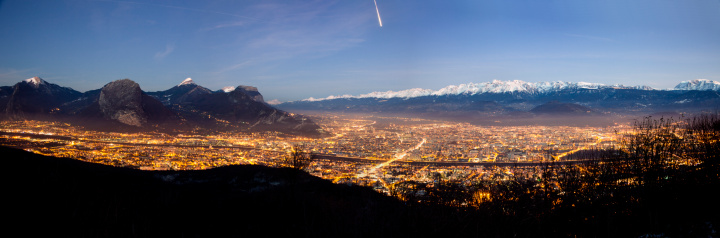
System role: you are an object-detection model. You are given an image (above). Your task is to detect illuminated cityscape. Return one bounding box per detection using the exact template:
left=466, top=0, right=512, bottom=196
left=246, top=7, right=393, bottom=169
left=0, top=115, right=625, bottom=195
left=1, top=1, right=718, bottom=236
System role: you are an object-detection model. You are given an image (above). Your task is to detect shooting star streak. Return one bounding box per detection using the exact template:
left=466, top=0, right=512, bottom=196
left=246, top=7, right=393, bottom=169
left=373, top=0, right=383, bottom=27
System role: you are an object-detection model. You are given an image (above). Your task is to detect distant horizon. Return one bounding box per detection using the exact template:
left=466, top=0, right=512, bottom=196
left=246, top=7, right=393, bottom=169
left=3, top=74, right=715, bottom=100
left=2, top=0, right=718, bottom=102
left=3, top=76, right=717, bottom=104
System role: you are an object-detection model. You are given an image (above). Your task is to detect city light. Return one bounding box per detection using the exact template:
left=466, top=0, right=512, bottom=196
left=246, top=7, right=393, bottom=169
left=0, top=115, right=624, bottom=196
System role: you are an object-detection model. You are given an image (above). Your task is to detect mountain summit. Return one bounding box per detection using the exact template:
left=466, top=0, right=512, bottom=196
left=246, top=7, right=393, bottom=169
left=674, top=79, right=720, bottom=91
left=178, top=78, right=195, bottom=86
left=23, top=76, right=46, bottom=88
left=3, top=77, right=81, bottom=119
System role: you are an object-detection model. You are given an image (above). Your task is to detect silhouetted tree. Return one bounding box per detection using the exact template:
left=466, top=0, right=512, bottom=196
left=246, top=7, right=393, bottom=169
left=684, top=113, right=720, bottom=180
left=379, top=114, right=720, bottom=236
left=283, top=145, right=316, bottom=171
left=621, top=116, right=686, bottom=188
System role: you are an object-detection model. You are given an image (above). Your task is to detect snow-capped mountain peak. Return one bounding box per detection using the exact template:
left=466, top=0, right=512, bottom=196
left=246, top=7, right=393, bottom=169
left=23, top=76, right=45, bottom=88
left=674, top=79, right=720, bottom=91
left=221, top=86, right=236, bottom=93
left=301, top=80, right=655, bottom=102
left=178, top=78, right=195, bottom=86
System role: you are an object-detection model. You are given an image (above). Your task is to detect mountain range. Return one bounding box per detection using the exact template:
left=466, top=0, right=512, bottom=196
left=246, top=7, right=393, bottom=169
left=3, top=77, right=718, bottom=131
left=0, top=77, right=323, bottom=136
left=278, top=79, right=720, bottom=119
left=298, top=79, right=717, bottom=101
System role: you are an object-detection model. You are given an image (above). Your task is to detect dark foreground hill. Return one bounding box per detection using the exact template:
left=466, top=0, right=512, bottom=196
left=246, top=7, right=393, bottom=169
left=0, top=146, right=484, bottom=237
left=3, top=145, right=718, bottom=237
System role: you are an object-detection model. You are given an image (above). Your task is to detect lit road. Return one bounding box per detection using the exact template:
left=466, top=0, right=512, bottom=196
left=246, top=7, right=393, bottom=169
left=358, top=138, right=426, bottom=178
left=553, top=135, right=606, bottom=161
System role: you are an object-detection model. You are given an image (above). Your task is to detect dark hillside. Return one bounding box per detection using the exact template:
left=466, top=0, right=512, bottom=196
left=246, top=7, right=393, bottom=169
left=0, top=146, right=482, bottom=237
left=4, top=140, right=718, bottom=237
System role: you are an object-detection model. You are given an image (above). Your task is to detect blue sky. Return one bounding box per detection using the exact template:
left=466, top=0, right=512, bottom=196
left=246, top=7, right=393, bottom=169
left=1, top=0, right=718, bottom=102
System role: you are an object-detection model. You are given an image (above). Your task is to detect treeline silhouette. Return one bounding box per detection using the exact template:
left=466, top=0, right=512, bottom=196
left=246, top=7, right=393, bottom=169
left=390, top=113, right=720, bottom=237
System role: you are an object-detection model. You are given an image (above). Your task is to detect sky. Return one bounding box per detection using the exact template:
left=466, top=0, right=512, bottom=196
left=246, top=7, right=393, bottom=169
left=1, top=0, right=719, bottom=102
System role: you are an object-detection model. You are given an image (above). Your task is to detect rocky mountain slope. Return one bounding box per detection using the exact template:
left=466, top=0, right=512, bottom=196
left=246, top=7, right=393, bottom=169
left=147, top=78, right=322, bottom=135
left=2, top=77, right=82, bottom=119
left=75, top=79, right=177, bottom=128
left=1, top=77, right=323, bottom=136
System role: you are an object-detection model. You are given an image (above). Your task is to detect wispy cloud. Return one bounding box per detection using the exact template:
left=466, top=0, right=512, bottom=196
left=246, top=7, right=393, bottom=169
left=213, top=1, right=374, bottom=74
left=565, top=33, right=616, bottom=42
left=246, top=2, right=370, bottom=52
left=154, top=43, right=174, bottom=60
left=0, top=68, right=36, bottom=83
left=214, top=60, right=258, bottom=75
left=208, top=21, right=247, bottom=30
left=91, top=0, right=258, bottom=21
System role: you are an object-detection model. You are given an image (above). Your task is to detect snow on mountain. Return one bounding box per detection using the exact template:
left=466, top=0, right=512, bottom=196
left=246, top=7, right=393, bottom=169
left=23, top=76, right=46, bottom=88
left=266, top=99, right=282, bottom=105
left=301, top=80, right=652, bottom=102
left=221, top=86, right=236, bottom=93
left=178, top=78, right=195, bottom=86
left=303, top=88, right=434, bottom=102
left=674, top=79, right=720, bottom=91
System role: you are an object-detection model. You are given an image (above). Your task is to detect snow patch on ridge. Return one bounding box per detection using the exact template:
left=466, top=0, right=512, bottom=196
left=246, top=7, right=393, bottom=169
left=221, top=86, right=236, bottom=93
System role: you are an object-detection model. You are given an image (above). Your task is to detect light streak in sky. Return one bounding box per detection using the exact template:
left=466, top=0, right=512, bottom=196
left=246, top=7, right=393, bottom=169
left=373, top=0, right=383, bottom=27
